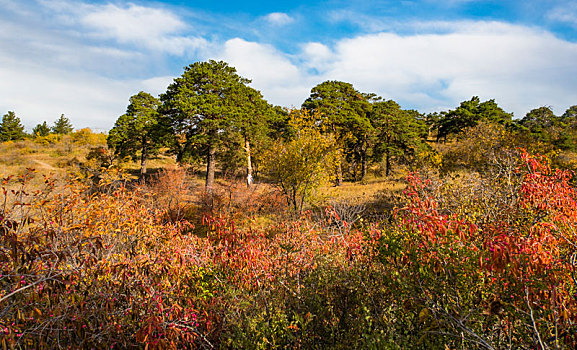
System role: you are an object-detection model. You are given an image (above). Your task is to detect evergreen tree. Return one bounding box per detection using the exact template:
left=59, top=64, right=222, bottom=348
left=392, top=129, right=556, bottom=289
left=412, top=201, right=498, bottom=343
left=436, top=97, right=513, bottom=141
left=0, top=111, right=26, bottom=141
left=562, top=105, right=577, bottom=121
left=52, top=114, right=73, bottom=134
left=108, top=92, right=162, bottom=175
left=371, top=100, right=428, bottom=176
left=229, top=84, right=276, bottom=186
left=160, top=60, right=260, bottom=192
left=32, top=121, right=51, bottom=137
left=302, top=81, right=372, bottom=183
left=519, top=106, right=566, bottom=148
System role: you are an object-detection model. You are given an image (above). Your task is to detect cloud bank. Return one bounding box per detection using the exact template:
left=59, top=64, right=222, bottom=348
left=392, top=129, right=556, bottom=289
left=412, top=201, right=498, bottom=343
left=1, top=0, right=576, bottom=130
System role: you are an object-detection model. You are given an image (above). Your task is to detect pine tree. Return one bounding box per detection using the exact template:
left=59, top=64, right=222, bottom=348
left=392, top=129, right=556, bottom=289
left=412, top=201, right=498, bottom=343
left=160, top=60, right=263, bottom=192
left=52, top=114, right=73, bottom=134
left=33, top=121, right=51, bottom=137
left=108, top=92, right=162, bottom=176
left=0, top=111, right=26, bottom=141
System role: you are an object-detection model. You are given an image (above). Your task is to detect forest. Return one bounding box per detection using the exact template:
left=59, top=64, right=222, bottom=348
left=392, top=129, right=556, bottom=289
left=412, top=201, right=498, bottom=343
left=2, top=59, right=577, bottom=349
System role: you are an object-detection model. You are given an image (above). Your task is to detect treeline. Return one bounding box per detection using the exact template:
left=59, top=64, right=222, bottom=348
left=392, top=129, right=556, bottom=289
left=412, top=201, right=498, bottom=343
left=0, top=113, right=74, bottom=141
left=108, top=61, right=429, bottom=186
left=3, top=59, right=576, bottom=187
left=105, top=60, right=577, bottom=189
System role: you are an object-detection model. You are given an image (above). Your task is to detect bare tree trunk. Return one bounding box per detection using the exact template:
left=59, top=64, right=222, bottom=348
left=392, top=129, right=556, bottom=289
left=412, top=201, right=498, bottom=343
left=206, top=142, right=216, bottom=193
left=140, top=141, right=148, bottom=177
left=360, top=136, right=367, bottom=181
left=385, top=148, right=391, bottom=177
left=335, top=162, right=343, bottom=186
left=245, top=136, right=253, bottom=187
left=361, top=151, right=367, bottom=181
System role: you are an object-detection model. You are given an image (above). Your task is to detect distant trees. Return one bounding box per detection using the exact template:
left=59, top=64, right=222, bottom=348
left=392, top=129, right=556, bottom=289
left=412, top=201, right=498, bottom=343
left=98, top=59, right=576, bottom=194
left=108, top=92, right=162, bottom=176
left=562, top=105, right=577, bottom=120
left=302, top=81, right=431, bottom=180
left=0, top=111, right=26, bottom=141
left=434, top=96, right=513, bottom=141
left=371, top=100, right=428, bottom=176
left=519, top=106, right=568, bottom=149
left=52, top=114, right=73, bottom=135
left=33, top=121, right=51, bottom=137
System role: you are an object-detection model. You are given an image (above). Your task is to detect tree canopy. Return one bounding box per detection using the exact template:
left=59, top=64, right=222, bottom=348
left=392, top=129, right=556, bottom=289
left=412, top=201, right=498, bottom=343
left=371, top=100, right=429, bottom=176
left=0, top=111, right=26, bottom=141
left=33, top=121, right=51, bottom=137
left=108, top=91, right=162, bottom=175
left=436, top=97, right=513, bottom=141
left=160, top=60, right=256, bottom=191
left=302, top=81, right=372, bottom=183
left=52, top=114, right=73, bottom=135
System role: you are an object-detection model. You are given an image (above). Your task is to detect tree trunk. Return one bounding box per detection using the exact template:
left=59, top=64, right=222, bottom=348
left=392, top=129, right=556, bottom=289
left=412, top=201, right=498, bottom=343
left=385, top=147, right=391, bottom=177
left=361, top=151, right=367, bottom=181
left=360, top=136, right=367, bottom=181
left=206, top=142, right=216, bottom=193
left=140, top=141, right=148, bottom=177
left=335, top=162, right=342, bottom=186
left=245, top=136, right=253, bottom=187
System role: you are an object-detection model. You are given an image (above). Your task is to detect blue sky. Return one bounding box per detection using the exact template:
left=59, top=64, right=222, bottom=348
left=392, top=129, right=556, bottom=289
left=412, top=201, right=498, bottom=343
left=1, top=0, right=577, bottom=130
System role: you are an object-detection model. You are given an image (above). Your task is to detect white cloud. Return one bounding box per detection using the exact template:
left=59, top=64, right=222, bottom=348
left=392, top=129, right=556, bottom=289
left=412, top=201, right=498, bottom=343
left=301, top=42, right=334, bottom=71
left=547, top=3, right=577, bottom=28
left=264, top=12, right=294, bottom=26
left=1, top=1, right=576, bottom=130
left=0, top=56, right=132, bottom=130
left=218, top=38, right=314, bottom=107
left=0, top=0, right=212, bottom=128
left=311, top=21, right=577, bottom=117
left=80, top=3, right=208, bottom=54
left=82, top=3, right=185, bottom=41
left=141, top=76, right=175, bottom=97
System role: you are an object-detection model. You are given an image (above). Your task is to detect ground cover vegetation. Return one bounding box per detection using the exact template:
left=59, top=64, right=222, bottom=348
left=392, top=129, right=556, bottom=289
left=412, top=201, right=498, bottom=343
left=2, top=60, right=577, bottom=348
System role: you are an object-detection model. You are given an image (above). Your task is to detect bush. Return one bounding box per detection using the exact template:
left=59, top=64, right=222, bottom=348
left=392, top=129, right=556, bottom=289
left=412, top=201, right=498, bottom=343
left=3, top=149, right=576, bottom=349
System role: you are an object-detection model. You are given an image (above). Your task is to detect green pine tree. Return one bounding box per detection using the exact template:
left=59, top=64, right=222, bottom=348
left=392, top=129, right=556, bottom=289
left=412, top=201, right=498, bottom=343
left=0, top=111, right=26, bottom=141
left=160, top=60, right=264, bottom=192
left=108, top=92, right=162, bottom=176
left=52, top=114, right=73, bottom=134
left=33, top=121, right=51, bottom=137
left=302, top=81, right=372, bottom=182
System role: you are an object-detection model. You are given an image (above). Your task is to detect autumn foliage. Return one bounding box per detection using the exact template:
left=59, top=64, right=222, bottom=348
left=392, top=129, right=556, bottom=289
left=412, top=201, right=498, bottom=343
left=2, top=149, right=577, bottom=348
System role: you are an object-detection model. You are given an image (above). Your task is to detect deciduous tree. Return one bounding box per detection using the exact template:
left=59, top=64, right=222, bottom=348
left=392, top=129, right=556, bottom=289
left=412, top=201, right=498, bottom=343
left=263, top=110, right=338, bottom=214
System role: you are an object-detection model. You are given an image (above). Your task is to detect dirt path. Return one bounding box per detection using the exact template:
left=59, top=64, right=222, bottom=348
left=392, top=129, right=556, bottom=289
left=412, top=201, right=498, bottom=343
left=31, top=159, right=57, bottom=170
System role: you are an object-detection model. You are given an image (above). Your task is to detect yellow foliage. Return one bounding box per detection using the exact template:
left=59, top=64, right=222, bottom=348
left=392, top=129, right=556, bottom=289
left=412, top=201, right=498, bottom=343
left=71, top=128, right=107, bottom=145
left=263, top=109, right=340, bottom=213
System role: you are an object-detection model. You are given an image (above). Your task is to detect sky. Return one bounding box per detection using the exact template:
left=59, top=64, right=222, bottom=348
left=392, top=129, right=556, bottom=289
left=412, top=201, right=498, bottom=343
left=1, top=0, right=577, bottom=130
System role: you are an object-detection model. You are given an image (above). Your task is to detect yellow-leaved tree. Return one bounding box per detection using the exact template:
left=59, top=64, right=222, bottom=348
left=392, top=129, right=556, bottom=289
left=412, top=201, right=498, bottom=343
left=263, top=109, right=340, bottom=214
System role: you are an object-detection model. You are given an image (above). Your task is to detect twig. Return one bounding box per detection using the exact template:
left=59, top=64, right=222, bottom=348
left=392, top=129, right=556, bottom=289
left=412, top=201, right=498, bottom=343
left=0, top=272, right=63, bottom=303
left=526, top=286, right=547, bottom=350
